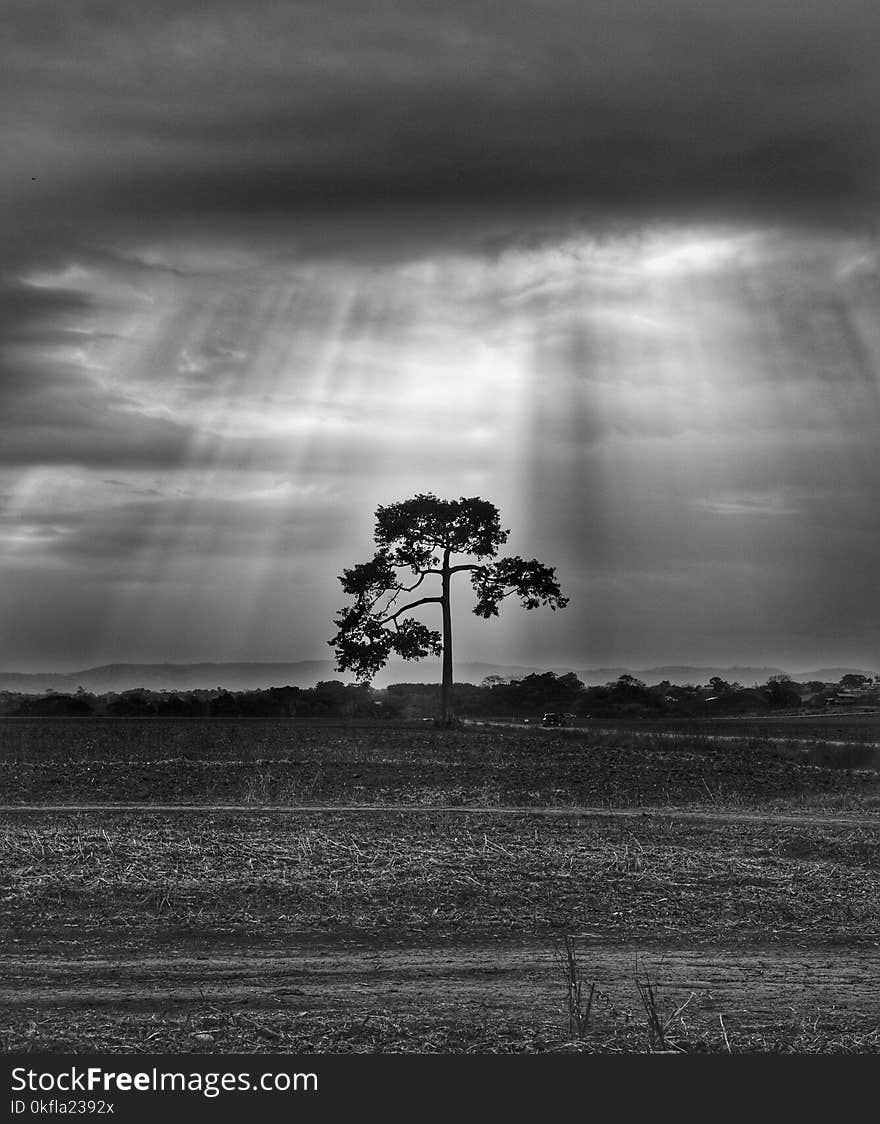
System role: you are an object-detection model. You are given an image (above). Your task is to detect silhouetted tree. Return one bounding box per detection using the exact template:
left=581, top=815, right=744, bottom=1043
left=12, top=692, right=94, bottom=717
left=507, top=671, right=584, bottom=714
left=329, top=494, right=568, bottom=725
left=764, top=674, right=800, bottom=709
left=613, top=674, right=646, bottom=692
left=840, top=673, right=871, bottom=690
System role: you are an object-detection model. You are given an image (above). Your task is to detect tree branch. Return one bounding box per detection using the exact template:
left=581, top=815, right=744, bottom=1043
left=370, top=566, right=436, bottom=620
left=379, top=596, right=443, bottom=624
left=377, top=569, right=430, bottom=616
left=399, top=571, right=429, bottom=593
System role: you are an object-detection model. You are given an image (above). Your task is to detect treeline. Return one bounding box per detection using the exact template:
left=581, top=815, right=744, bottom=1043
left=385, top=672, right=823, bottom=719
left=0, top=681, right=377, bottom=719
left=1, top=671, right=876, bottom=720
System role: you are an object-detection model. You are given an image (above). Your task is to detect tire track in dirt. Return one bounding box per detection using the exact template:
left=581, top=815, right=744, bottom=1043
left=0, top=803, right=876, bottom=829
left=1, top=944, right=877, bottom=1033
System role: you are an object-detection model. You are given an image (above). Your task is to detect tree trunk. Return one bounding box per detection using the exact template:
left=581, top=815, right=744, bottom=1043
left=440, top=548, right=454, bottom=726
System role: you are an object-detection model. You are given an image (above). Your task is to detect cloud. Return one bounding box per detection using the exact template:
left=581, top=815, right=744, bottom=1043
left=0, top=276, right=184, bottom=468
left=0, top=491, right=353, bottom=571
left=2, top=2, right=880, bottom=670
left=3, top=0, right=880, bottom=257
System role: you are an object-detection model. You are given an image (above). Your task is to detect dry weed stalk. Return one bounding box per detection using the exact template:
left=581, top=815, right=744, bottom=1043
left=556, top=933, right=596, bottom=1039
left=634, top=966, right=695, bottom=1053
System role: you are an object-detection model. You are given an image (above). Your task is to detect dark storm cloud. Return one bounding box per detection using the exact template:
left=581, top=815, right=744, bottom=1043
left=0, top=281, right=92, bottom=343
left=3, top=1, right=880, bottom=673
left=1, top=493, right=355, bottom=570
left=3, top=0, right=879, bottom=246
left=0, top=274, right=198, bottom=469
left=0, top=405, right=194, bottom=470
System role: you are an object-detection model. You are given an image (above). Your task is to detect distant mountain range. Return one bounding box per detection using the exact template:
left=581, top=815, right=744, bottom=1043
left=0, top=660, right=874, bottom=695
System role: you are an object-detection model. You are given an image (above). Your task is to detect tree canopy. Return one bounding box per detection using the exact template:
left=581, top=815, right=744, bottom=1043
left=328, top=493, right=568, bottom=723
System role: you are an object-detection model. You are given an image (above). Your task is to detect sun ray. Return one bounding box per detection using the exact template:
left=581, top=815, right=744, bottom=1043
left=3, top=219, right=880, bottom=669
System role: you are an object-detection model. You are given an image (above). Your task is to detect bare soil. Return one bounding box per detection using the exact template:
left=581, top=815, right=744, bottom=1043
left=2, top=941, right=879, bottom=1054
left=1, top=720, right=878, bottom=1053
left=0, top=802, right=876, bottom=827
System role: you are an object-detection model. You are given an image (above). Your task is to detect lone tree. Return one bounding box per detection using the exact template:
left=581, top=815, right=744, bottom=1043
left=329, top=493, right=568, bottom=726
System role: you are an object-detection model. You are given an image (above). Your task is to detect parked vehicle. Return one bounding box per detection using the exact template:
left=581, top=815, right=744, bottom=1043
left=541, top=712, right=577, bottom=727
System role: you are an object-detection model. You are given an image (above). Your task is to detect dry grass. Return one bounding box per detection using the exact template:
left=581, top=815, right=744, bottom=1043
left=1, top=812, right=878, bottom=942
left=1, top=719, right=878, bottom=809
left=1, top=716, right=879, bottom=1054
left=3, top=1002, right=879, bottom=1055
left=556, top=933, right=597, bottom=1039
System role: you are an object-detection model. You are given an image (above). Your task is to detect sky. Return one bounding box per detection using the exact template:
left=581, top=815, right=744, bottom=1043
left=2, top=0, right=880, bottom=675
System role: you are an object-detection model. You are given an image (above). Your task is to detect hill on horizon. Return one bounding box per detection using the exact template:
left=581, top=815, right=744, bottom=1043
left=0, top=660, right=875, bottom=696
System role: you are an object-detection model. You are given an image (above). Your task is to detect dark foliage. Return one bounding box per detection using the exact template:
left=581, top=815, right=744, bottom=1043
left=1, top=672, right=873, bottom=720
left=329, top=495, right=567, bottom=726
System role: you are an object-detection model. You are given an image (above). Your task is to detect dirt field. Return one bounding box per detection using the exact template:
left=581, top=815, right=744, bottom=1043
left=3, top=940, right=879, bottom=1054
left=1, top=719, right=878, bottom=1053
